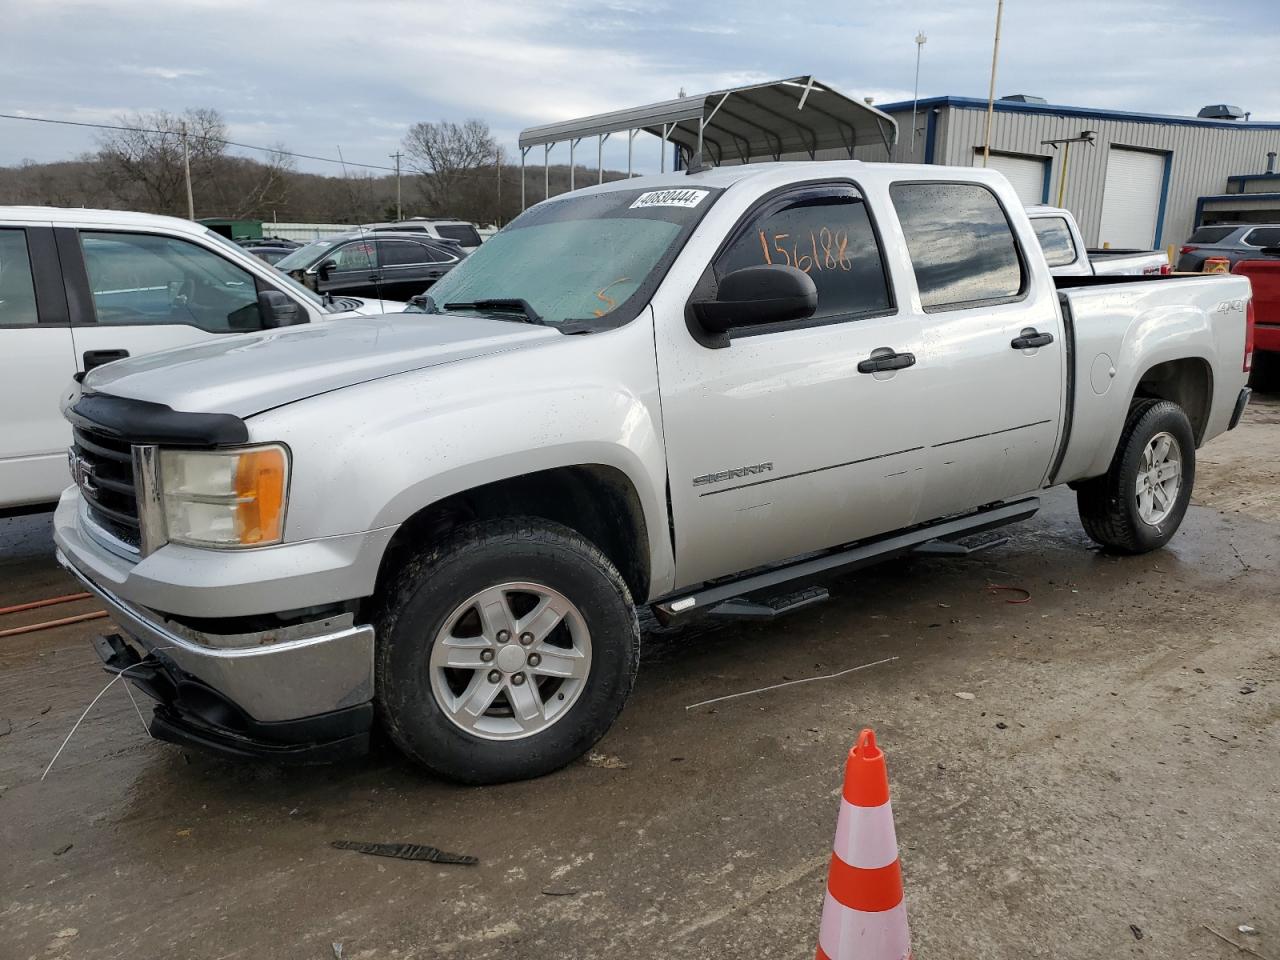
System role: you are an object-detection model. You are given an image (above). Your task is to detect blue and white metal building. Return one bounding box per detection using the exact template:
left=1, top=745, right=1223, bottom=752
left=860, top=95, right=1280, bottom=250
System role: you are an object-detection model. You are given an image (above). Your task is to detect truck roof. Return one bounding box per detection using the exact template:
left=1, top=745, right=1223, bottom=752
left=0, top=205, right=210, bottom=236
left=555, top=159, right=1012, bottom=202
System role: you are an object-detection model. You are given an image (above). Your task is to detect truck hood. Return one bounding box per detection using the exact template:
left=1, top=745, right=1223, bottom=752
left=82, top=313, right=561, bottom=418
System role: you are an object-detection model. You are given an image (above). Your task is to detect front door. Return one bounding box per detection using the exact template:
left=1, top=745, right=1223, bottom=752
left=657, top=182, right=928, bottom=589
left=887, top=180, right=1064, bottom=519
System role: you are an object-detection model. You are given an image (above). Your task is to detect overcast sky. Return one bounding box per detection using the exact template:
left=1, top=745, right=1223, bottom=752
left=2, top=0, right=1277, bottom=176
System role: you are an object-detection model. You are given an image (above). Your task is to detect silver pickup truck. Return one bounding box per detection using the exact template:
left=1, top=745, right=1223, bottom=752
left=53, top=161, right=1254, bottom=783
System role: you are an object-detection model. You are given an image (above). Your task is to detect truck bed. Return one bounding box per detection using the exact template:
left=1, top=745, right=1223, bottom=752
left=1051, top=272, right=1251, bottom=486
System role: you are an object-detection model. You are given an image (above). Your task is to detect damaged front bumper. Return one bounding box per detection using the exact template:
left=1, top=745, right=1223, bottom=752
left=58, top=550, right=376, bottom=763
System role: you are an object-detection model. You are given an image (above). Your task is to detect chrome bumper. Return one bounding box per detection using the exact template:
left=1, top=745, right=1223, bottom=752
left=57, top=549, right=375, bottom=724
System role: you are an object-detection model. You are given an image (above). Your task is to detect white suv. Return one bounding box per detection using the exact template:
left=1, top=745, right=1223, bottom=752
left=366, top=218, right=483, bottom=251
left=0, top=206, right=404, bottom=515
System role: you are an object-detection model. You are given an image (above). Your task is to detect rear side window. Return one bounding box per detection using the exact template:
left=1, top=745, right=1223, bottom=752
left=332, top=240, right=377, bottom=270
left=1188, top=226, right=1236, bottom=244
left=377, top=240, right=430, bottom=266
left=80, top=232, right=263, bottom=333
left=890, top=182, right=1025, bottom=311
left=435, top=224, right=482, bottom=246
left=0, top=228, right=40, bottom=327
left=1244, top=227, right=1280, bottom=247
left=715, top=186, right=892, bottom=323
left=1031, top=217, right=1079, bottom=267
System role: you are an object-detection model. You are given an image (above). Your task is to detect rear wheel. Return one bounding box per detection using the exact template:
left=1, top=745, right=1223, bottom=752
left=1076, top=399, right=1196, bottom=554
left=374, top=518, right=640, bottom=784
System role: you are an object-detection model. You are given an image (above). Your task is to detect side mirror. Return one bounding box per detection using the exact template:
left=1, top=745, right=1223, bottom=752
left=317, top=258, right=339, bottom=281
left=692, top=265, right=818, bottom=335
left=258, top=290, right=305, bottom=329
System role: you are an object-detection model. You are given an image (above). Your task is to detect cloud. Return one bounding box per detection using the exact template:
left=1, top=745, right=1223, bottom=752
left=119, top=65, right=209, bottom=81
left=1, top=0, right=1277, bottom=176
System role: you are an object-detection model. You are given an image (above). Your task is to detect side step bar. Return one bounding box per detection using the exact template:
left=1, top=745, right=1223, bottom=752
left=652, top=497, right=1038, bottom=622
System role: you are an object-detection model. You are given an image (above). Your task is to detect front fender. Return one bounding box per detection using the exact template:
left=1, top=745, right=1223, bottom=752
left=246, top=309, right=675, bottom=596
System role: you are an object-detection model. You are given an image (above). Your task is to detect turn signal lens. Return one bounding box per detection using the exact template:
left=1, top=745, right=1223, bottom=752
left=159, top=445, right=290, bottom=548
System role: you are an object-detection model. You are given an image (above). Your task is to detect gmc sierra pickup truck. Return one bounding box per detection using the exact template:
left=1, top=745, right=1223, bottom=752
left=52, top=161, right=1254, bottom=783
left=0, top=207, right=403, bottom=516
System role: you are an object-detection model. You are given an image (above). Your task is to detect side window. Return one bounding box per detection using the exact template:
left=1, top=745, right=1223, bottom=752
left=80, top=232, right=263, bottom=333
left=715, top=187, right=892, bottom=323
left=377, top=240, right=430, bottom=267
left=332, top=240, right=377, bottom=270
left=1031, top=217, right=1079, bottom=267
left=1244, top=227, right=1280, bottom=248
left=890, top=182, right=1025, bottom=311
left=0, top=228, right=40, bottom=327
left=435, top=224, right=482, bottom=246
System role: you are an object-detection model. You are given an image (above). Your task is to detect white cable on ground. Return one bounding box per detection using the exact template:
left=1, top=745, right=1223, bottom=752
left=684, top=656, right=900, bottom=711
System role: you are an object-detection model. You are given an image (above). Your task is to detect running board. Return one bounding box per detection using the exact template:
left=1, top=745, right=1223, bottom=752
left=912, top=530, right=1010, bottom=556
left=707, top=585, right=830, bottom=620
left=652, top=498, right=1038, bottom=622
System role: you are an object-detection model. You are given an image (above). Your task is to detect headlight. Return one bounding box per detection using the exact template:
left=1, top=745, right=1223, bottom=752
left=159, top=445, right=289, bottom=548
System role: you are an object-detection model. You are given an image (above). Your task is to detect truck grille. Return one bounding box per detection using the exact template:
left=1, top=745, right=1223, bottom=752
left=71, top=426, right=141, bottom=549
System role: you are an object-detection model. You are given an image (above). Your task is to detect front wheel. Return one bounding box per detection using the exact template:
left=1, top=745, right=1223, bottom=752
left=1076, top=398, right=1196, bottom=554
left=374, top=518, right=640, bottom=784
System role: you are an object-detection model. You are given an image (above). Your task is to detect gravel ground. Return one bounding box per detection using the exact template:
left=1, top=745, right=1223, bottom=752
left=0, top=395, right=1276, bottom=960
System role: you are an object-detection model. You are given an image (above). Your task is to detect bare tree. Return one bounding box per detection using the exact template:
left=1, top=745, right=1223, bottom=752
left=95, top=108, right=226, bottom=215
left=402, top=119, right=496, bottom=215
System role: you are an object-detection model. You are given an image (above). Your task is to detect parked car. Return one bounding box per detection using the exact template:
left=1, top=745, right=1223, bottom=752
left=273, top=231, right=466, bottom=301
left=240, top=239, right=300, bottom=266
left=1026, top=205, right=1168, bottom=276
left=1176, top=223, right=1280, bottom=272
left=366, top=218, right=484, bottom=251
left=0, top=207, right=404, bottom=516
left=1233, top=250, right=1280, bottom=388
left=53, top=162, right=1252, bottom=784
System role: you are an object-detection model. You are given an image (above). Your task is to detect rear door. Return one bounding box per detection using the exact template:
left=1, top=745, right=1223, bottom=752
left=0, top=223, right=79, bottom=508
left=889, top=180, right=1064, bottom=519
left=62, top=228, right=270, bottom=374
left=375, top=239, right=451, bottom=299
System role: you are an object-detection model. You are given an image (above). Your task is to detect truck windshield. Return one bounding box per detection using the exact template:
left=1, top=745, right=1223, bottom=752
left=423, top=186, right=722, bottom=329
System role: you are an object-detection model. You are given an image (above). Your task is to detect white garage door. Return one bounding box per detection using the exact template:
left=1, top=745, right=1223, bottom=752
left=983, top=154, right=1046, bottom=205
left=1098, top=148, right=1165, bottom=248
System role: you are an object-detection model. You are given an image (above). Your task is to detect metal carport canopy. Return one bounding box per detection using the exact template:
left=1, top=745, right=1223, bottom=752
left=517, top=76, right=898, bottom=172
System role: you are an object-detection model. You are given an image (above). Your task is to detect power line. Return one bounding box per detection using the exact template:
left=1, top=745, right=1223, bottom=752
left=0, top=111, right=399, bottom=172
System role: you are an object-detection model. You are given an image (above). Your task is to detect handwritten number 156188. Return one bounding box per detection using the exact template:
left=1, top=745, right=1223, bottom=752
left=758, top=227, right=853, bottom=272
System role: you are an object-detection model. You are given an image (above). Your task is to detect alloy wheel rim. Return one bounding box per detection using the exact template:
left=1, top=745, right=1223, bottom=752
left=429, top=581, right=591, bottom=741
left=1136, top=431, right=1182, bottom=526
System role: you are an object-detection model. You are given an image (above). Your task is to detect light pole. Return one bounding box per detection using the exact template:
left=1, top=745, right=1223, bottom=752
left=1041, top=131, right=1096, bottom=209
left=910, top=31, right=927, bottom=157
left=982, top=0, right=1005, bottom=166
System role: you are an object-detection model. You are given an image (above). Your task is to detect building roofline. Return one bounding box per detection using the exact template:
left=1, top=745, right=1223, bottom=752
left=874, top=95, right=1280, bottom=131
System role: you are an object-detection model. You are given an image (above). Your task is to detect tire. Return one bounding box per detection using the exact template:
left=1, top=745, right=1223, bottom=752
left=373, top=518, right=640, bottom=784
left=1076, top=398, right=1196, bottom=554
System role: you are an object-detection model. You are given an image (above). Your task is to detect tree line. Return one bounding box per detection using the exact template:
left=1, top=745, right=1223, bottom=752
left=0, top=107, right=631, bottom=226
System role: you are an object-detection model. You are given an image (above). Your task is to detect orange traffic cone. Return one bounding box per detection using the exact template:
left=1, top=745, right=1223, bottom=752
left=815, top=729, right=912, bottom=960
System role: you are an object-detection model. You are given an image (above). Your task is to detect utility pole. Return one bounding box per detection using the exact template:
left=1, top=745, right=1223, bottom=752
left=495, top=147, right=502, bottom=227
left=389, top=151, right=403, bottom=220
left=910, top=31, right=928, bottom=157
left=180, top=120, right=195, bottom=219
left=982, top=0, right=1005, bottom=166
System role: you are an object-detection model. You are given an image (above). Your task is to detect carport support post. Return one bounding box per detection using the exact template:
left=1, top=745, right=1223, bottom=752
left=628, top=129, right=637, bottom=177
left=544, top=143, right=552, bottom=201
left=520, top=146, right=530, bottom=211
left=597, top=132, right=610, bottom=184
left=570, top=138, right=582, bottom=190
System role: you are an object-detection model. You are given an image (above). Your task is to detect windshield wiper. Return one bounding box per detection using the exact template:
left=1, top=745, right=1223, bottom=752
left=444, top=298, right=545, bottom=325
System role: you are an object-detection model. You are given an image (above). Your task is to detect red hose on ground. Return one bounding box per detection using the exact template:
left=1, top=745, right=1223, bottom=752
left=0, top=593, right=92, bottom=617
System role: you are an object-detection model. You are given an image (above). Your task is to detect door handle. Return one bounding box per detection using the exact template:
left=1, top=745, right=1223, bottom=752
left=1011, top=328, right=1054, bottom=350
left=83, top=349, right=129, bottom=371
left=857, top=350, right=916, bottom=374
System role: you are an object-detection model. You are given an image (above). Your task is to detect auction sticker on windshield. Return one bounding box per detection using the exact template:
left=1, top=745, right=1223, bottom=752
left=630, top=189, right=710, bottom=209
